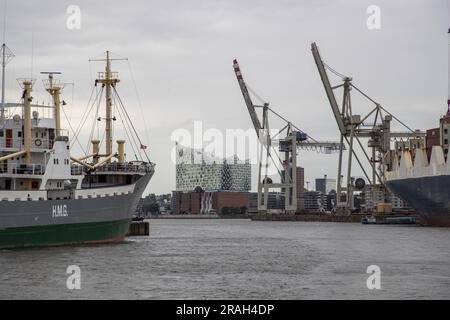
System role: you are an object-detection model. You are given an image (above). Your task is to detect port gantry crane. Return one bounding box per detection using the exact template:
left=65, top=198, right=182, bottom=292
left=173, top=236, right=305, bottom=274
left=311, top=42, right=425, bottom=213
left=233, top=59, right=341, bottom=214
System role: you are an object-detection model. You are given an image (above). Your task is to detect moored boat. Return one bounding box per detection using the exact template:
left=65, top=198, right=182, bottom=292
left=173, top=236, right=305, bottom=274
left=0, top=50, right=154, bottom=248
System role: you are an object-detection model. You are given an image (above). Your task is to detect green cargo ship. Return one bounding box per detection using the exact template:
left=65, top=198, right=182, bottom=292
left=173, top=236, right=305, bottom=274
left=0, top=48, right=154, bottom=249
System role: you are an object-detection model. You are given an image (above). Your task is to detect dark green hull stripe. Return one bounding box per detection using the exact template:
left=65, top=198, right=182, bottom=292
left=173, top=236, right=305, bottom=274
left=0, top=219, right=131, bottom=249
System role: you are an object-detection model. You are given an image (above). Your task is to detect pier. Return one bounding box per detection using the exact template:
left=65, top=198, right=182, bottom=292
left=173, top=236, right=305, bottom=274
left=251, top=213, right=362, bottom=223
left=127, top=221, right=150, bottom=236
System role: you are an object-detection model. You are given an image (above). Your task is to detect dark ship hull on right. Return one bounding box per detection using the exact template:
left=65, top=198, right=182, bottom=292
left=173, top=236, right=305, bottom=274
left=386, top=175, right=450, bottom=227
left=385, top=105, right=450, bottom=227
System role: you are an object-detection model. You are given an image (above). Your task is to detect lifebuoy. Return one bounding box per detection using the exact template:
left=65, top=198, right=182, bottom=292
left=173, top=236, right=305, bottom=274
left=35, top=139, right=42, bottom=147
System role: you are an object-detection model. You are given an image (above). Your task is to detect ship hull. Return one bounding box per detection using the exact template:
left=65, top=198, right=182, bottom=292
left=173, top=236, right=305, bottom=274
left=0, top=172, right=152, bottom=249
left=386, top=175, right=450, bottom=227
left=0, top=218, right=130, bottom=249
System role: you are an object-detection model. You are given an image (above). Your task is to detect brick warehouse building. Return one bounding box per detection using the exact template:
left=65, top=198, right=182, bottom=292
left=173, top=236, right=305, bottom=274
left=172, top=191, right=249, bottom=215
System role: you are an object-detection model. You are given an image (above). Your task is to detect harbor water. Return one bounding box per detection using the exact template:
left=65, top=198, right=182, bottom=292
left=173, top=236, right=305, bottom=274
left=0, top=219, right=449, bottom=299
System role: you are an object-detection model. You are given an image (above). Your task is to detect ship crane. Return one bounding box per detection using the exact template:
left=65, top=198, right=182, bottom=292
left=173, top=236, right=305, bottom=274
left=233, top=59, right=341, bottom=213
left=311, top=42, right=425, bottom=213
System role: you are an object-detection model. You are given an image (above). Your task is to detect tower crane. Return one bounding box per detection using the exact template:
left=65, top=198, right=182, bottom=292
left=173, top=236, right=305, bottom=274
left=311, top=42, right=425, bottom=213
left=233, top=59, right=341, bottom=213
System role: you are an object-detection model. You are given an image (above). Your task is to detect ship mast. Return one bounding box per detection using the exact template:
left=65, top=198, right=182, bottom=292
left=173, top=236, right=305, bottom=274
left=42, top=71, right=63, bottom=137
left=91, top=51, right=124, bottom=161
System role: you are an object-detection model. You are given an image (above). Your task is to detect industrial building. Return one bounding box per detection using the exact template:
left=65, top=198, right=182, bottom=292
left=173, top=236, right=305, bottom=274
left=363, top=184, right=407, bottom=212
left=315, top=174, right=336, bottom=194
left=440, top=113, right=450, bottom=158
left=426, top=128, right=441, bottom=159
left=426, top=113, right=450, bottom=161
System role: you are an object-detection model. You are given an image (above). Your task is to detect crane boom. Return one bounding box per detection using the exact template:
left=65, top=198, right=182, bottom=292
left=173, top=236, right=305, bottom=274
left=311, top=42, right=347, bottom=135
left=232, top=58, right=341, bottom=214
left=233, top=59, right=262, bottom=137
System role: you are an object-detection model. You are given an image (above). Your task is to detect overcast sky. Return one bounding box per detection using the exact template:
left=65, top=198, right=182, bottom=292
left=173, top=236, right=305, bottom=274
left=1, top=0, right=449, bottom=195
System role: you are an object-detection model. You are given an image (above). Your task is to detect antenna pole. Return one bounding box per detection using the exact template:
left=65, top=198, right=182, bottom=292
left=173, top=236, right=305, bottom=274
left=0, top=43, right=13, bottom=120
left=1, top=43, right=5, bottom=118
left=0, top=1, right=13, bottom=120
left=447, top=28, right=450, bottom=114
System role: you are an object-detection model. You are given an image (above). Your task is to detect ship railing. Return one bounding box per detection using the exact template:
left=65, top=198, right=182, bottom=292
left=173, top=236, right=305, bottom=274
left=71, top=162, right=151, bottom=174
left=0, top=162, right=46, bottom=175
left=70, top=162, right=153, bottom=175
left=94, top=163, right=152, bottom=173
